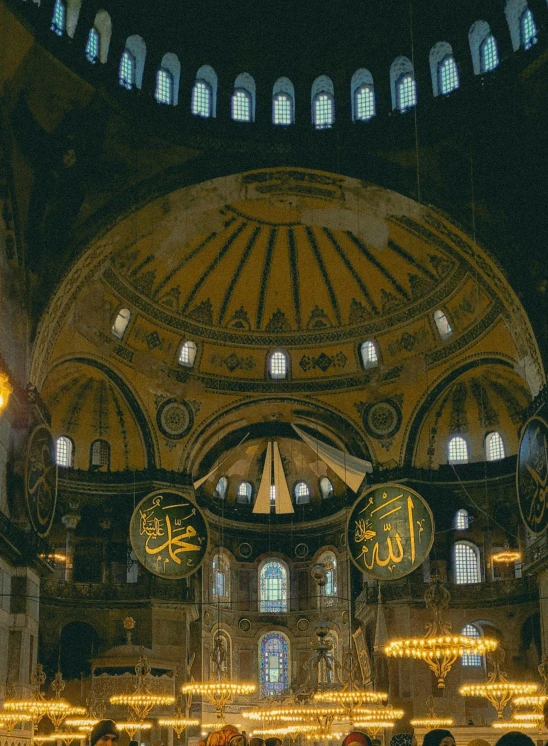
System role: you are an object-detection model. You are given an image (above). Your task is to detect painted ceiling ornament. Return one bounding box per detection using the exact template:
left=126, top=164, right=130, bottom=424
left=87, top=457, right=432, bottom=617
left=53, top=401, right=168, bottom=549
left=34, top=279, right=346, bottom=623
left=362, top=400, right=402, bottom=440
left=517, top=415, right=548, bottom=534
left=347, top=483, right=434, bottom=581
left=156, top=397, right=194, bottom=439
left=129, top=489, right=208, bottom=579
left=25, top=424, right=57, bottom=537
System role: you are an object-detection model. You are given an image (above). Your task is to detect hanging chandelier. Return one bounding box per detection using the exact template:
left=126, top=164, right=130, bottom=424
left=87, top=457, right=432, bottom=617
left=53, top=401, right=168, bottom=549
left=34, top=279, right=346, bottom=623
left=410, top=695, right=454, bottom=729
left=3, top=667, right=85, bottom=730
left=110, top=657, right=175, bottom=720
left=117, top=722, right=153, bottom=740
left=0, top=712, right=33, bottom=732
left=459, top=648, right=538, bottom=718
left=158, top=717, right=200, bottom=738
left=181, top=631, right=255, bottom=721
left=64, top=719, right=99, bottom=732
left=385, top=575, right=498, bottom=689
left=353, top=719, right=395, bottom=739
left=491, top=721, right=538, bottom=730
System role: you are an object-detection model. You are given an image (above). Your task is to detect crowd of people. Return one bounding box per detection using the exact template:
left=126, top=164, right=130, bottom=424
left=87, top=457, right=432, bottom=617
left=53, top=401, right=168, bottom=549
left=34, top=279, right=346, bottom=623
left=86, top=717, right=546, bottom=746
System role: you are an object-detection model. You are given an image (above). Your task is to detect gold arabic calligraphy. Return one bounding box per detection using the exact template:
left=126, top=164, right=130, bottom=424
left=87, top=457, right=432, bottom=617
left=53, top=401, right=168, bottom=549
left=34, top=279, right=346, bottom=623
left=140, top=496, right=202, bottom=566
left=353, top=490, right=426, bottom=573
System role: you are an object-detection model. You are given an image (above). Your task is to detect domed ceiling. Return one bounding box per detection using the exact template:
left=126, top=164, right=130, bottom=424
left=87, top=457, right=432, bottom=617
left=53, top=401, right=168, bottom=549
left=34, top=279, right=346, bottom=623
left=112, top=198, right=455, bottom=338
left=32, top=169, right=544, bottom=476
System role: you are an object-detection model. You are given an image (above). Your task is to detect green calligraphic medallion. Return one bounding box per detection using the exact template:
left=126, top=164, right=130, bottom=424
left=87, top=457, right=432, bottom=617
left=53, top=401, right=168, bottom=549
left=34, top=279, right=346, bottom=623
left=25, top=424, right=57, bottom=537
left=517, top=416, right=548, bottom=535
left=347, top=483, right=434, bottom=581
left=129, top=489, right=209, bottom=579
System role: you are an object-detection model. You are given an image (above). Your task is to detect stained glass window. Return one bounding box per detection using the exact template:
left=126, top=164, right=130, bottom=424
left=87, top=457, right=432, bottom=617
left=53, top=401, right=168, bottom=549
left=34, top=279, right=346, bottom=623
left=521, top=8, right=537, bottom=50
left=273, top=93, right=293, bottom=125
left=119, top=51, right=135, bottom=90
left=232, top=90, right=251, bottom=121
left=155, top=68, right=173, bottom=105
left=259, top=560, right=288, bottom=612
left=212, top=554, right=229, bottom=600
left=355, top=85, right=375, bottom=121
left=397, top=74, right=416, bottom=112
left=462, top=624, right=483, bottom=666
left=260, top=632, right=290, bottom=696
left=313, top=94, right=334, bottom=129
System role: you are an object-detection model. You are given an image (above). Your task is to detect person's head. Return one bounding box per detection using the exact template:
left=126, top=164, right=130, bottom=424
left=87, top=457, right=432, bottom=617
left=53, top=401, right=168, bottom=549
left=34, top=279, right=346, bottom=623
left=390, top=734, right=414, bottom=746
left=422, top=730, right=455, bottom=746
left=265, top=739, right=282, bottom=746
left=90, top=720, right=119, bottom=746
left=494, top=733, right=535, bottom=746
left=342, top=731, right=373, bottom=746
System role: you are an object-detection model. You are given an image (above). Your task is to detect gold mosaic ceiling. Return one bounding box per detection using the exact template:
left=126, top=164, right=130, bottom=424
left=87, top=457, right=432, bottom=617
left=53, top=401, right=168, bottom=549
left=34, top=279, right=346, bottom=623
left=108, top=194, right=456, bottom=340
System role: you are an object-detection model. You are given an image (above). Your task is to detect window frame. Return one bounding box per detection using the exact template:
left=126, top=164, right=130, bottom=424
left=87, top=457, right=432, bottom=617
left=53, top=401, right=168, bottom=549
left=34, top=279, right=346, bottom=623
left=90, top=439, right=110, bottom=469
left=259, top=631, right=290, bottom=697
left=232, top=88, right=253, bottom=122
left=50, top=0, right=66, bottom=36
left=461, top=623, right=484, bottom=667
left=294, top=481, right=310, bottom=505
left=448, top=435, right=469, bottom=464
left=454, top=508, right=470, bottom=530
left=520, top=8, right=538, bottom=49
left=179, top=340, right=197, bottom=368
left=85, top=27, right=100, bottom=63
left=111, top=307, right=132, bottom=339
left=433, top=308, right=453, bottom=339
left=215, top=476, right=228, bottom=500
left=192, top=79, right=213, bottom=118
left=268, top=349, right=289, bottom=381
left=56, top=436, right=74, bottom=468
left=480, top=34, right=499, bottom=73
left=485, top=431, right=505, bottom=461
left=313, top=92, right=335, bottom=130
left=319, top=477, right=334, bottom=499
left=354, top=84, right=375, bottom=122
left=211, top=553, right=230, bottom=602
left=258, top=559, right=289, bottom=613
left=237, top=481, right=252, bottom=504
left=155, top=67, right=174, bottom=105
left=360, top=340, right=379, bottom=369
left=273, top=92, right=294, bottom=126
left=438, top=54, right=459, bottom=95
left=119, top=50, right=136, bottom=90
left=454, top=541, right=482, bottom=585
left=397, top=73, right=417, bottom=112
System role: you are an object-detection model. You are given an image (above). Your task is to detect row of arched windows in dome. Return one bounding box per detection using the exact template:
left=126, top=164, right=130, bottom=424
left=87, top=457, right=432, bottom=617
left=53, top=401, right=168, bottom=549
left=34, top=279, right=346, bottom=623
left=46, top=0, right=542, bottom=127
left=214, top=476, right=334, bottom=505
left=111, top=307, right=454, bottom=379
left=447, top=431, right=506, bottom=464
left=55, top=435, right=109, bottom=468
left=211, top=553, right=338, bottom=610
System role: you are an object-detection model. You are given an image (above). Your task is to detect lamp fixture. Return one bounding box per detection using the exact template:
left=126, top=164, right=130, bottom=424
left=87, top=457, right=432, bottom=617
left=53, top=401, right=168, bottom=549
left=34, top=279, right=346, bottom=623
left=385, top=576, right=497, bottom=689
left=117, top=722, right=153, bottom=740
left=109, top=658, right=175, bottom=720
left=459, top=648, right=538, bottom=719
left=158, top=718, right=200, bottom=738
left=0, top=372, right=13, bottom=414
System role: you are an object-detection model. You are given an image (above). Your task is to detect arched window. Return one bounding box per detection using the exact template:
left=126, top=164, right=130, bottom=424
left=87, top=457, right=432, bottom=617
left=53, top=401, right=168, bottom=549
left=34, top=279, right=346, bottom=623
left=294, top=481, right=310, bottom=505
left=210, top=629, right=232, bottom=680
left=192, top=66, right=217, bottom=118
left=179, top=340, right=197, bottom=367
left=439, top=55, right=459, bottom=95
left=90, top=439, right=110, bottom=469
left=469, top=21, right=499, bottom=74
left=480, top=35, right=499, bottom=72
left=505, top=0, right=536, bottom=51
left=319, top=477, right=333, bottom=499
left=486, top=431, right=505, bottom=461
left=318, top=630, right=338, bottom=683
left=212, top=553, right=230, bottom=600
left=85, top=28, right=99, bottom=63
left=430, top=43, right=459, bottom=96
left=119, top=50, right=135, bottom=90
left=454, top=541, right=481, bottom=584
left=433, top=308, right=452, bottom=338
left=461, top=624, right=483, bottom=666
left=259, top=560, right=288, bottom=612
left=50, top=0, right=66, bottom=36
left=156, top=68, right=173, bottom=105
left=454, top=508, right=470, bottom=530
left=390, top=56, right=416, bottom=111
left=521, top=8, right=538, bottom=49
left=311, top=76, right=335, bottom=130
left=232, top=73, right=256, bottom=122
left=270, top=485, right=276, bottom=507
left=351, top=69, right=375, bottom=122
left=155, top=53, right=180, bottom=105
left=237, top=481, right=252, bottom=504
left=120, top=35, right=146, bottom=90
left=268, top=350, right=288, bottom=380
left=111, top=307, right=131, bottom=339
left=92, top=10, right=112, bottom=64
left=273, top=77, right=295, bottom=125
left=56, top=436, right=73, bottom=467
left=215, top=476, right=228, bottom=500
left=318, top=550, right=337, bottom=605
left=448, top=436, right=469, bottom=463
left=360, top=340, right=379, bottom=369
left=259, top=632, right=290, bottom=696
